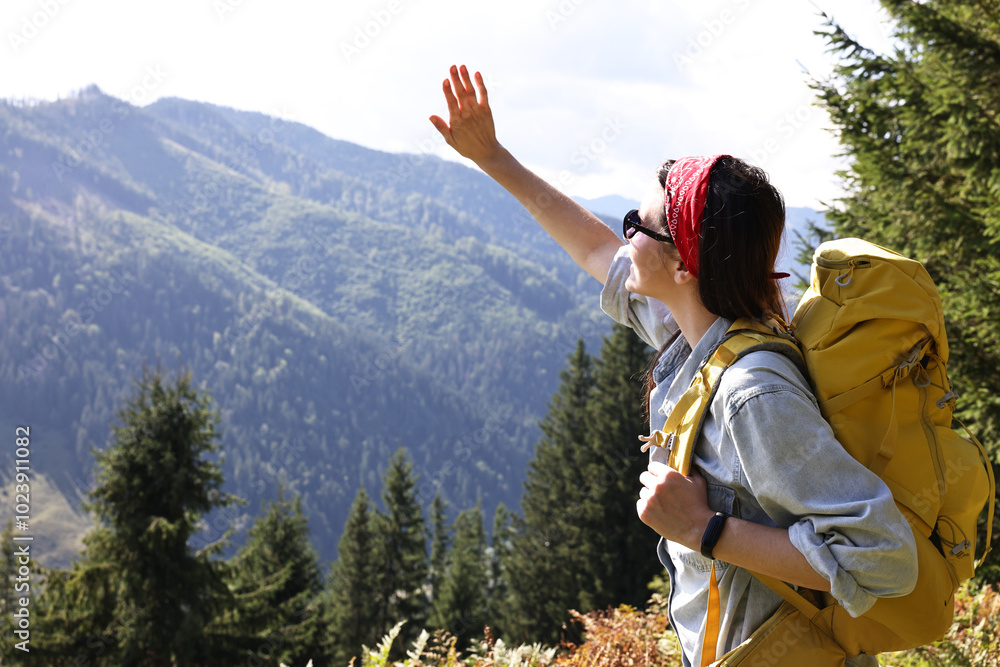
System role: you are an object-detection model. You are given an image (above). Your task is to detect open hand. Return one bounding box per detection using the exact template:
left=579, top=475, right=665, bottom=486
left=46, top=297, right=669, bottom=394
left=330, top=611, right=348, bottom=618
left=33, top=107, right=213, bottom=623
left=429, top=64, right=502, bottom=165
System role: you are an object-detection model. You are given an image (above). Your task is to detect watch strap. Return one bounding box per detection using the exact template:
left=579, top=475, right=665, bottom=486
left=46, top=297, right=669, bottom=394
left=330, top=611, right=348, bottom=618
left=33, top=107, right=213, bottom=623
left=700, top=511, right=729, bottom=560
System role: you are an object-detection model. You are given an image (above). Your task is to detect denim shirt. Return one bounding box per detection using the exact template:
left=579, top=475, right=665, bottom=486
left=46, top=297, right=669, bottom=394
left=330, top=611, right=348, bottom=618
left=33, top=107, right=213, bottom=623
left=600, top=245, right=917, bottom=667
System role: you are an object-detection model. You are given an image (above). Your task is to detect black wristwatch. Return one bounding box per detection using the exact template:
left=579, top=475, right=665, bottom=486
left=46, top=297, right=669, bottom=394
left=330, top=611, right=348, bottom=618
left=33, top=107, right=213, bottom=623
left=700, top=511, right=729, bottom=560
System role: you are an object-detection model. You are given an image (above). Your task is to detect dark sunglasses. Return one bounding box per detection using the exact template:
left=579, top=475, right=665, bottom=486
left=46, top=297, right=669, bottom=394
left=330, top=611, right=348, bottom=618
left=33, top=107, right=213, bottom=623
left=622, top=209, right=674, bottom=244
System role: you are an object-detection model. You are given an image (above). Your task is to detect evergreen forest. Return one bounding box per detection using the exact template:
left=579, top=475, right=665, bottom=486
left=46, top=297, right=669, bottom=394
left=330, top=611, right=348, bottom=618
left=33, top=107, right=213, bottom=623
left=1, top=0, right=999, bottom=665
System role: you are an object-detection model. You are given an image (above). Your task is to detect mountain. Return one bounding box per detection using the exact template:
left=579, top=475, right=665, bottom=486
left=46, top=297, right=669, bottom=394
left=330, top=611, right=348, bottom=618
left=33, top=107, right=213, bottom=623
left=0, top=87, right=611, bottom=565
left=0, top=87, right=828, bottom=567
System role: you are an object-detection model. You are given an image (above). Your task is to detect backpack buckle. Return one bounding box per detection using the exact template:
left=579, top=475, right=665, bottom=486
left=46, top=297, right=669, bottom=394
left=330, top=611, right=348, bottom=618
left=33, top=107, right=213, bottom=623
left=639, top=430, right=674, bottom=453
left=950, top=540, right=972, bottom=557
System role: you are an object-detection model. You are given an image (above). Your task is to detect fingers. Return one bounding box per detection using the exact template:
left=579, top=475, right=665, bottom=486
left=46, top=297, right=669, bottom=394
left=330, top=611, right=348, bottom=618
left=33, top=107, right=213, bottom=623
left=442, top=76, right=460, bottom=117
left=428, top=115, right=452, bottom=144
left=459, top=65, right=477, bottom=105
left=647, top=460, right=671, bottom=476
left=449, top=65, right=468, bottom=110
left=475, top=70, right=489, bottom=108
left=444, top=64, right=485, bottom=113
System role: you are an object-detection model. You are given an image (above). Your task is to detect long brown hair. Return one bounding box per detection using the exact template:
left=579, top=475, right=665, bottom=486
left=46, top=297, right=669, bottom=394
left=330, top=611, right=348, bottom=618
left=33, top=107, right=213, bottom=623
left=644, top=157, right=788, bottom=415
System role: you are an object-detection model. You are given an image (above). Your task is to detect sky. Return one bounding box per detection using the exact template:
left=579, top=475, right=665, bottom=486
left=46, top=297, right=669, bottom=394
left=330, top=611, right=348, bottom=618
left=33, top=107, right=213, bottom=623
left=2, top=0, right=898, bottom=209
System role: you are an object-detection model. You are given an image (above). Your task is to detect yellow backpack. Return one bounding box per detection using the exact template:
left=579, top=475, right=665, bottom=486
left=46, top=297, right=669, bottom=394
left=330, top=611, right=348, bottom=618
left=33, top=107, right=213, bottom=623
left=647, top=238, right=995, bottom=665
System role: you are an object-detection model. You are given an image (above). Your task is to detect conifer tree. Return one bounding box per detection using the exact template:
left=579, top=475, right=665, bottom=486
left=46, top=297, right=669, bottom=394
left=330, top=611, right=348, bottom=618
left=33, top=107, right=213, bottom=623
left=430, top=501, right=488, bottom=641
left=486, top=503, right=513, bottom=637
left=34, top=365, right=239, bottom=665
left=501, top=326, right=654, bottom=642
left=503, top=338, right=595, bottom=642
left=327, top=486, right=383, bottom=666
left=813, top=0, right=1000, bottom=577
left=581, top=323, right=658, bottom=608
left=813, top=1, right=1000, bottom=441
left=212, top=489, right=328, bottom=665
left=375, top=448, right=429, bottom=643
left=428, top=490, right=450, bottom=601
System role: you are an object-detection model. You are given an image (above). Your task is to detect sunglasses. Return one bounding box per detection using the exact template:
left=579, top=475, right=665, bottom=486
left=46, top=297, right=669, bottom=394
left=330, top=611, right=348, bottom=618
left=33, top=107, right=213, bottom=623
left=622, top=209, right=674, bottom=244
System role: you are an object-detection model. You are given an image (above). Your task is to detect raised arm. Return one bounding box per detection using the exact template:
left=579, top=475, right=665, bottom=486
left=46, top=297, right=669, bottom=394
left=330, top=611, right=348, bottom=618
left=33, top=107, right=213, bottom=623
left=429, top=65, right=622, bottom=284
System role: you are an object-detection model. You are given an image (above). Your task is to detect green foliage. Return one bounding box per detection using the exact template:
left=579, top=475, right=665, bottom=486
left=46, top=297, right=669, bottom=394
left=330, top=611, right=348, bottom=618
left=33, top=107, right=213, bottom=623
left=502, top=325, right=654, bottom=643
left=32, top=365, right=240, bottom=665
left=212, top=488, right=329, bottom=665
left=812, top=0, right=1000, bottom=579
left=339, top=596, right=679, bottom=667
left=377, top=449, right=430, bottom=645
left=328, top=486, right=384, bottom=666
left=0, top=89, right=611, bottom=568
left=430, top=502, right=488, bottom=641
left=503, top=338, right=595, bottom=642
left=428, top=491, right=450, bottom=599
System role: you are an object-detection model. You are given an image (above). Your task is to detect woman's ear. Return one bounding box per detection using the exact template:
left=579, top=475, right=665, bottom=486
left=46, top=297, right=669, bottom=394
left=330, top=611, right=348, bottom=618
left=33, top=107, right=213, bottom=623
left=673, top=258, right=696, bottom=285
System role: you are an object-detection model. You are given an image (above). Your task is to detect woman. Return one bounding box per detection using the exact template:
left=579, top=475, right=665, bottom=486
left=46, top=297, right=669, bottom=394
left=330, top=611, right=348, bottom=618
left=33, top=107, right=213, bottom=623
left=429, top=65, right=917, bottom=667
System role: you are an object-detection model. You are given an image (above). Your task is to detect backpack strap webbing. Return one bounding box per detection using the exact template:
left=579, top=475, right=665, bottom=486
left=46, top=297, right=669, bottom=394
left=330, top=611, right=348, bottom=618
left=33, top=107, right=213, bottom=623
left=954, top=417, right=996, bottom=569
left=643, top=318, right=827, bottom=633
left=642, top=318, right=803, bottom=476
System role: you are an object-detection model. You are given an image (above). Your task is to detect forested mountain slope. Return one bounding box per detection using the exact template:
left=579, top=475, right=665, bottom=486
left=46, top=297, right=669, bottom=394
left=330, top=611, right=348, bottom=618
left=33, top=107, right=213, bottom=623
left=0, top=87, right=821, bottom=564
left=0, top=88, right=609, bottom=563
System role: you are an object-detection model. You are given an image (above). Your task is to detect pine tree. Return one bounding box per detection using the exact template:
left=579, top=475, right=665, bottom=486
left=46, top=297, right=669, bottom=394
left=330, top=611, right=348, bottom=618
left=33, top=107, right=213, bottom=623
left=212, top=488, right=329, bottom=665
left=375, top=448, right=429, bottom=643
left=812, top=0, right=1000, bottom=578
left=430, top=501, right=488, bottom=641
left=428, top=490, right=450, bottom=601
left=485, top=503, right=513, bottom=637
left=501, top=327, right=654, bottom=642
left=327, top=486, right=383, bottom=666
left=503, top=338, right=596, bottom=642
left=35, top=365, right=239, bottom=665
left=581, top=323, right=658, bottom=609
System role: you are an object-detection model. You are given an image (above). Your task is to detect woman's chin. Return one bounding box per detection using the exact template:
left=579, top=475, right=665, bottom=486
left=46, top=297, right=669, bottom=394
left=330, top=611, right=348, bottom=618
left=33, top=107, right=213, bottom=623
left=625, top=275, right=638, bottom=293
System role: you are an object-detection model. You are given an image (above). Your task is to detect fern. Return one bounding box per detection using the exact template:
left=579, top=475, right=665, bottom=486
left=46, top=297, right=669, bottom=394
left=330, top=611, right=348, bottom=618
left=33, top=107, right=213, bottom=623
left=362, top=621, right=406, bottom=667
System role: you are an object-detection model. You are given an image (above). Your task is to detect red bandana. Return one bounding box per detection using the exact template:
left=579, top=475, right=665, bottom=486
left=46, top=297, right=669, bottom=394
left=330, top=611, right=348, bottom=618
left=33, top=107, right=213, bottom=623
left=664, top=154, right=730, bottom=280
left=665, top=155, right=789, bottom=280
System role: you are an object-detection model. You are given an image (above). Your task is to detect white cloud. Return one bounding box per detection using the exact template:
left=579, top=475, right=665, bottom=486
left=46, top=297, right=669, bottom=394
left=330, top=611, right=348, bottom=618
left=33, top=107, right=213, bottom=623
left=0, top=0, right=896, bottom=208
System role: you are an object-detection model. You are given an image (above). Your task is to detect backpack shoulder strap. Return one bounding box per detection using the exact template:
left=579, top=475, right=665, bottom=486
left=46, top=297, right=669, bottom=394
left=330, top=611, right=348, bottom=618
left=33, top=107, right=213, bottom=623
left=641, top=318, right=802, bottom=476
left=641, top=319, right=833, bottom=638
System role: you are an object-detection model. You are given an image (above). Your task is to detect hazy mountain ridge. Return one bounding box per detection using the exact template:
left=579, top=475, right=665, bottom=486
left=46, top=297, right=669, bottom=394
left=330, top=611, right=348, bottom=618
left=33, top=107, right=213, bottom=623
left=0, top=89, right=826, bottom=566
left=0, top=89, right=604, bottom=565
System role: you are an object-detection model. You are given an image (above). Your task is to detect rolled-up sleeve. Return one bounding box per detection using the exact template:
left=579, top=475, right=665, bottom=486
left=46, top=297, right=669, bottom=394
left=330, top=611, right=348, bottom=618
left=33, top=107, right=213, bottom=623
left=723, top=363, right=919, bottom=617
left=600, top=245, right=678, bottom=350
